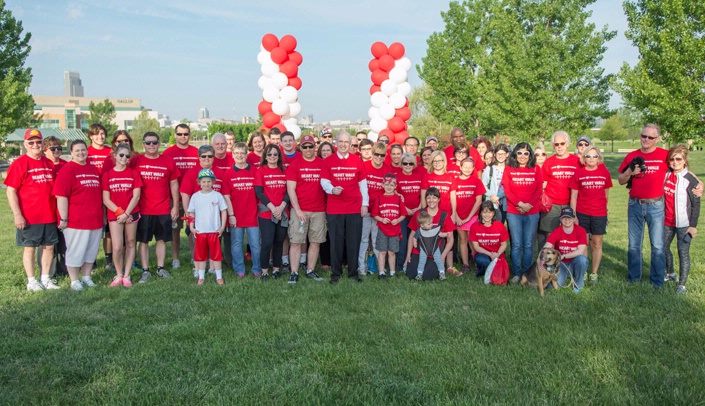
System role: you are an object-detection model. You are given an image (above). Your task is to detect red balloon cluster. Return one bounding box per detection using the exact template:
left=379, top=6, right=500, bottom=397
left=367, top=41, right=412, bottom=145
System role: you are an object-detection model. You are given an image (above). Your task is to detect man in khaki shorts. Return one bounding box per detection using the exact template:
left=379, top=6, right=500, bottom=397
left=285, top=135, right=326, bottom=284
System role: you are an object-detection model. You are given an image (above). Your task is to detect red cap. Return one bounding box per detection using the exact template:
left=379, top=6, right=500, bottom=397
left=24, top=128, right=43, bottom=140
left=299, top=135, right=316, bottom=146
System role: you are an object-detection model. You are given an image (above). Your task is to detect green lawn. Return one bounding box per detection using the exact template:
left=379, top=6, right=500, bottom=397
left=1, top=152, right=704, bottom=404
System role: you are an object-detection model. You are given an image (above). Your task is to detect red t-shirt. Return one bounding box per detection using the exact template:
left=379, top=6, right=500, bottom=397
left=282, top=150, right=301, bottom=170
left=222, top=164, right=258, bottom=228
left=255, top=165, right=287, bottom=220
left=618, top=148, right=669, bottom=199
left=502, top=166, right=543, bottom=215
left=134, top=154, right=180, bottom=216
left=363, top=160, right=393, bottom=209
left=452, top=175, right=486, bottom=219
left=321, top=153, right=366, bottom=215
left=568, top=164, right=612, bottom=216
left=396, top=170, right=424, bottom=212
left=4, top=154, right=57, bottom=224
left=214, top=155, right=235, bottom=172
left=546, top=225, right=588, bottom=263
left=443, top=145, right=486, bottom=173
left=162, top=145, right=199, bottom=185
left=664, top=171, right=677, bottom=227
left=469, top=220, right=509, bottom=258
left=372, top=193, right=405, bottom=237
left=246, top=152, right=263, bottom=170
left=87, top=145, right=112, bottom=173
left=421, top=171, right=455, bottom=214
left=408, top=209, right=456, bottom=255
left=446, top=163, right=461, bottom=179
left=101, top=167, right=143, bottom=221
left=542, top=154, right=581, bottom=205
left=52, top=161, right=102, bottom=229
left=52, top=158, right=68, bottom=175
left=286, top=157, right=326, bottom=212
left=179, top=165, right=228, bottom=197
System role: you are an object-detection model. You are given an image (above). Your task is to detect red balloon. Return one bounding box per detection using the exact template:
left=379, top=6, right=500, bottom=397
left=258, top=100, right=272, bottom=115
left=368, top=58, right=379, bottom=72
left=272, top=123, right=287, bottom=133
left=270, top=47, right=288, bottom=64
left=387, top=133, right=396, bottom=144
left=379, top=128, right=394, bottom=139
left=371, top=41, right=388, bottom=58
left=279, top=35, right=297, bottom=53
left=388, top=42, right=406, bottom=59
left=369, top=85, right=381, bottom=95
left=288, top=77, right=302, bottom=90
left=262, top=34, right=279, bottom=51
left=395, top=106, right=411, bottom=121
left=280, top=61, right=298, bottom=78
left=288, top=51, right=303, bottom=66
left=371, top=69, right=387, bottom=86
left=263, top=112, right=281, bottom=128
left=395, top=131, right=410, bottom=143
left=378, top=55, right=395, bottom=72
left=388, top=117, right=405, bottom=133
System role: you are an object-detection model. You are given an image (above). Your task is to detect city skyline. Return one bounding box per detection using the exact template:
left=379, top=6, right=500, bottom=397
left=11, top=0, right=639, bottom=123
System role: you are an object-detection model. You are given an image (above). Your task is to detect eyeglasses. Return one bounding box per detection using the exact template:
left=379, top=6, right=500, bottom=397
left=432, top=159, right=445, bottom=164
left=118, top=153, right=131, bottom=159
left=516, top=151, right=530, bottom=156
left=143, top=140, right=159, bottom=145
left=455, top=150, right=468, bottom=155
left=535, top=153, right=546, bottom=157
left=116, top=139, right=129, bottom=144
left=351, top=144, right=359, bottom=147
left=26, top=140, right=42, bottom=146
left=300, top=145, right=314, bottom=150
left=584, top=154, right=599, bottom=159
left=48, top=146, right=63, bottom=152
left=402, top=162, right=415, bottom=166
left=200, top=154, right=214, bottom=159
left=266, top=153, right=279, bottom=157
left=322, top=135, right=332, bottom=139
left=175, top=132, right=190, bottom=136
left=379, top=140, right=389, bottom=144
left=553, top=142, right=566, bottom=147
left=641, top=134, right=657, bottom=140
left=577, top=142, right=589, bottom=147
left=669, top=157, right=684, bottom=162
left=360, top=147, right=372, bottom=152
left=373, top=153, right=386, bottom=158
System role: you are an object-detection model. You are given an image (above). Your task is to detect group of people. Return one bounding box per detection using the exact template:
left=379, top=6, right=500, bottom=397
left=6, top=123, right=700, bottom=294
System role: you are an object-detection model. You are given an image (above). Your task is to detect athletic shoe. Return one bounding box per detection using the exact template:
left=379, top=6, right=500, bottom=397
left=253, top=272, right=261, bottom=277
left=105, top=262, right=116, bottom=272
left=272, top=270, right=282, bottom=279
left=42, top=279, right=60, bottom=290
left=197, top=278, right=205, bottom=286
left=390, top=271, right=396, bottom=277
left=216, top=278, right=224, bottom=286
left=26, top=280, right=45, bottom=292
left=462, top=264, right=471, bottom=274
left=261, top=274, right=269, bottom=283
left=281, top=263, right=291, bottom=274
left=378, top=273, right=387, bottom=280
left=70, top=280, right=84, bottom=291
left=172, top=259, right=181, bottom=269
left=288, top=273, right=298, bottom=284
left=439, top=272, right=446, bottom=281
left=156, top=267, right=171, bottom=278
left=122, top=277, right=133, bottom=288
left=589, top=273, right=598, bottom=284
left=138, top=271, right=151, bottom=284
left=665, top=273, right=678, bottom=283
left=82, top=277, right=96, bottom=287
left=573, top=287, right=581, bottom=293
left=510, top=275, right=520, bottom=284
left=237, top=273, right=246, bottom=278
left=676, top=285, right=686, bottom=295
left=447, top=267, right=463, bottom=276
left=306, top=271, right=324, bottom=281
left=110, top=277, right=122, bottom=287
left=329, top=276, right=340, bottom=284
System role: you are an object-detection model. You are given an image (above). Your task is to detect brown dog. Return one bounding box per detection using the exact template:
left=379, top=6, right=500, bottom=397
left=520, top=247, right=561, bottom=297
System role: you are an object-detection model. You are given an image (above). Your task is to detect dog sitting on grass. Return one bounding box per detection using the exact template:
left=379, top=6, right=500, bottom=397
left=520, top=247, right=561, bottom=297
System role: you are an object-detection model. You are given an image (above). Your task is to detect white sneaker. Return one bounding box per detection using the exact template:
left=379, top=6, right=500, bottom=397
left=71, top=280, right=84, bottom=291
left=156, top=268, right=171, bottom=278
left=82, top=277, right=96, bottom=287
left=42, top=279, right=60, bottom=290
left=172, top=259, right=181, bottom=269
left=26, top=280, right=45, bottom=292
left=439, top=271, right=447, bottom=281
left=138, top=271, right=151, bottom=284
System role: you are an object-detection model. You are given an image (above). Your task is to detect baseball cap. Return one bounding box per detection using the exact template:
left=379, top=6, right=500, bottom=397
left=577, top=135, right=591, bottom=145
left=197, top=168, right=216, bottom=180
left=426, top=136, right=438, bottom=144
left=299, top=135, right=316, bottom=146
left=560, top=207, right=576, bottom=219
left=24, top=129, right=43, bottom=140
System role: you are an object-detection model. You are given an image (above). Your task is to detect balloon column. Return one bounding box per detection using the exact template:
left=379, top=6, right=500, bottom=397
left=367, top=42, right=412, bottom=144
left=257, top=33, right=303, bottom=138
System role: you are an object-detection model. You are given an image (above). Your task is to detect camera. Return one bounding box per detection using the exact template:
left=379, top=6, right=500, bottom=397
left=621, top=156, right=646, bottom=189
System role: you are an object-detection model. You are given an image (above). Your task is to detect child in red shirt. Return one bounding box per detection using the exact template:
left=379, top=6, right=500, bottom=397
left=372, top=174, right=406, bottom=279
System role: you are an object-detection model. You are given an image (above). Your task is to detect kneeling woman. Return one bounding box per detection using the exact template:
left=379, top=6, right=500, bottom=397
left=469, top=201, right=509, bottom=277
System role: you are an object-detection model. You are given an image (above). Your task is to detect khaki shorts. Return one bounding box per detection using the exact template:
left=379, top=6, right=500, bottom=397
left=288, top=210, right=327, bottom=244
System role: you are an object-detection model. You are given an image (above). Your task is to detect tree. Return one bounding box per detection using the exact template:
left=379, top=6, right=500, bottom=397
left=617, top=106, right=643, bottom=142
left=419, top=0, right=615, bottom=143
left=614, top=0, right=705, bottom=143
left=0, top=1, right=34, bottom=144
left=207, top=123, right=259, bottom=142
left=407, top=84, right=454, bottom=146
left=598, top=115, right=628, bottom=152
left=130, top=110, right=160, bottom=140
left=87, top=99, right=117, bottom=136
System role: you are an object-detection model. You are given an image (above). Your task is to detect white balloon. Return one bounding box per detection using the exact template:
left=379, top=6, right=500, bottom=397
left=280, top=86, right=298, bottom=103
left=397, top=82, right=412, bottom=97
left=379, top=103, right=395, bottom=120
left=288, top=102, right=302, bottom=117
left=395, top=57, right=412, bottom=72
left=272, top=98, right=290, bottom=116
left=370, top=117, right=387, bottom=133
left=262, top=86, right=280, bottom=103
left=380, top=79, right=398, bottom=97
left=258, top=76, right=273, bottom=90
left=282, top=117, right=298, bottom=128
left=370, top=91, right=389, bottom=108
left=290, top=125, right=302, bottom=139
left=389, top=67, right=408, bottom=84
left=389, top=93, right=406, bottom=109
left=368, top=106, right=380, bottom=120
left=367, top=131, right=379, bottom=142
left=271, top=72, right=288, bottom=89
left=257, top=50, right=272, bottom=65
left=261, top=61, right=279, bottom=78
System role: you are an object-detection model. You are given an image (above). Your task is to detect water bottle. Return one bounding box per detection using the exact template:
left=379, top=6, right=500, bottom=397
left=298, top=219, right=306, bottom=234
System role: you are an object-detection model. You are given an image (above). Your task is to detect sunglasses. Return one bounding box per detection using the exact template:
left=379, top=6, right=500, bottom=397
left=553, top=142, right=566, bottom=147
left=322, top=135, right=332, bottom=139
left=577, top=142, right=589, bottom=147
left=402, top=162, right=415, bottom=166
left=455, top=150, right=468, bottom=155
left=26, top=140, right=42, bottom=146
left=641, top=134, right=658, bottom=140
left=669, top=157, right=684, bottom=162
left=300, top=144, right=314, bottom=150
left=175, top=132, right=190, bottom=136
left=379, top=140, right=389, bottom=144
left=200, top=154, right=214, bottom=158
left=48, top=146, right=63, bottom=152
left=373, top=153, right=386, bottom=158
left=351, top=144, right=359, bottom=147
left=266, top=153, right=279, bottom=157
left=516, top=151, right=530, bottom=156
left=143, top=140, right=159, bottom=145
left=584, top=154, right=599, bottom=159
left=116, top=139, right=129, bottom=144
left=118, top=153, right=131, bottom=159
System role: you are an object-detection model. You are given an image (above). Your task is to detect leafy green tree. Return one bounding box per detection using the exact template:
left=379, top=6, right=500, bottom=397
left=419, top=0, right=615, bottom=143
left=617, top=106, right=643, bottom=142
left=598, top=115, right=628, bottom=152
left=130, top=110, right=160, bottom=140
left=0, top=1, right=34, bottom=144
left=87, top=99, right=117, bottom=136
left=614, top=0, right=705, bottom=143
left=207, top=123, right=259, bottom=142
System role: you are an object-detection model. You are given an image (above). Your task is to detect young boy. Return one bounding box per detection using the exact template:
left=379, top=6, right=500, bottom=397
left=371, top=174, right=406, bottom=279
left=414, top=211, right=450, bottom=281
left=187, top=169, right=228, bottom=285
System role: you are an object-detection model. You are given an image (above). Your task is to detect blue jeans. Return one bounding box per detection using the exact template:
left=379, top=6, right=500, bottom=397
left=230, top=226, right=260, bottom=276
left=627, top=198, right=666, bottom=287
left=506, top=212, right=539, bottom=276
left=557, top=255, right=588, bottom=289
left=474, top=253, right=491, bottom=277
left=664, top=226, right=691, bottom=286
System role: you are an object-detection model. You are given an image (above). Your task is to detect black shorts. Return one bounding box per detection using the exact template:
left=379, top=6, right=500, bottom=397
left=577, top=213, right=607, bottom=235
left=16, top=223, right=59, bottom=247
left=136, top=214, right=173, bottom=243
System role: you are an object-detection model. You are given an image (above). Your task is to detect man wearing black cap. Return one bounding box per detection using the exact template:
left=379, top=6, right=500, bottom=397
left=544, top=207, right=588, bottom=292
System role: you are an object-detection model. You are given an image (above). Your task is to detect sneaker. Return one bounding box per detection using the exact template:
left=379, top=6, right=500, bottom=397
left=156, top=267, right=171, bottom=278
left=110, top=277, right=123, bottom=287
left=272, top=270, right=282, bottom=279
left=82, top=277, right=96, bottom=287
left=197, top=278, right=205, bottom=286
left=462, top=264, right=471, bottom=274
left=261, top=274, right=269, bottom=283
left=237, top=273, right=246, bottom=278
left=105, top=262, right=116, bottom=272
left=122, top=277, right=133, bottom=288
left=589, top=273, right=598, bottom=284
left=172, top=259, right=181, bottom=269
left=253, top=272, right=261, bottom=277
left=510, top=275, right=520, bottom=284
left=573, top=286, right=581, bottom=293
left=288, top=273, right=299, bottom=284
left=329, top=276, right=340, bottom=284
left=138, top=271, right=151, bottom=284
left=216, top=279, right=224, bottom=286
left=665, top=273, right=678, bottom=283
left=282, top=263, right=291, bottom=274
left=306, top=271, right=324, bottom=281
left=42, top=279, right=60, bottom=290
left=378, top=273, right=387, bottom=280
left=415, top=273, right=423, bottom=281
left=447, top=267, right=463, bottom=276
left=26, top=280, right=45, bottom=292
left=439, top=271, right=446, bottom=281
left=676, top=285, right=686, bottom=295
left=390, top=271, right=396, bottom=277
left=70, top=280, right=84, bottom=291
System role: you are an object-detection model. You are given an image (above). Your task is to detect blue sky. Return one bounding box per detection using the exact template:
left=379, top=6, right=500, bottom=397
left=9, top=0, right=639, bottom=123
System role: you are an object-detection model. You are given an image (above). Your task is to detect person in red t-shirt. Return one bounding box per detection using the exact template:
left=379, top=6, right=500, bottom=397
left=277, top=131, right=302, bottom=272
left=102, top=144, right=142, bottom=288
left=212, top=133, right=235, bottom=172
left=544, top=207, right=588, bottom=292
left=387, top=144, right=404, bottom=173
left=5, top=129, right=60, bottom=291
left=358, top=139, right=374, bottom=163
left=101, top=130, right=139, bottom=174
left=469, top=201, right=509, bottom=277
left=247, top=132, right=266, bottom=170
left=395, top=153, right=424, bottom=273
left=360, top=142, right=392, bottom=275
left=43, top=136, right=67, bottom=174
left=442, top=128, right=486, bottom=176
left=86, top=123, right=114, bottom=271
left=445, top=146, right=468, bottom=179
left=569, top=145, right=612, bottom=283
left=53, top=140, right=103, bottom=291
left=451, top=158, right=486, bottom=273
left=372, top=174, right=406, bottom=279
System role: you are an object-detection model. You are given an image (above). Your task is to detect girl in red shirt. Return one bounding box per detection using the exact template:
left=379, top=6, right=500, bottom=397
left=451, top=158, right=486, bottom=274
left=247, top=132, right=266, bottom=170
left=469, top=201, right=509, bottom=278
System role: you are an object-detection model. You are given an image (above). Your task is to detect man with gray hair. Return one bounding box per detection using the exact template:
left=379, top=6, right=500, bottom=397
left=538, top=130, right=581, bottom=249
left=212, top=133, right=234, bottom=172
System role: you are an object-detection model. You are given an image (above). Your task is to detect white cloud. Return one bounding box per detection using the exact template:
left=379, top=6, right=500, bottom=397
left=67, top=3, right=84, bottom=19
left=29, top=36, right=70, bottom=55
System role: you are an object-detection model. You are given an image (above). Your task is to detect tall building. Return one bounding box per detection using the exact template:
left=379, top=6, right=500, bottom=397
left=199, top=106, right=210, bottom=119
left=63, top=71, right=84, bottom=97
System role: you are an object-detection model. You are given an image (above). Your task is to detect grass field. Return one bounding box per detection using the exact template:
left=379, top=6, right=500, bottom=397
left=1, top=151, right=704, bottom=405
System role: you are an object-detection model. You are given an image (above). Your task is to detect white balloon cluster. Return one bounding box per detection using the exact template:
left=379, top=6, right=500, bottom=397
left=367, top=52, right=412, bottom=142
